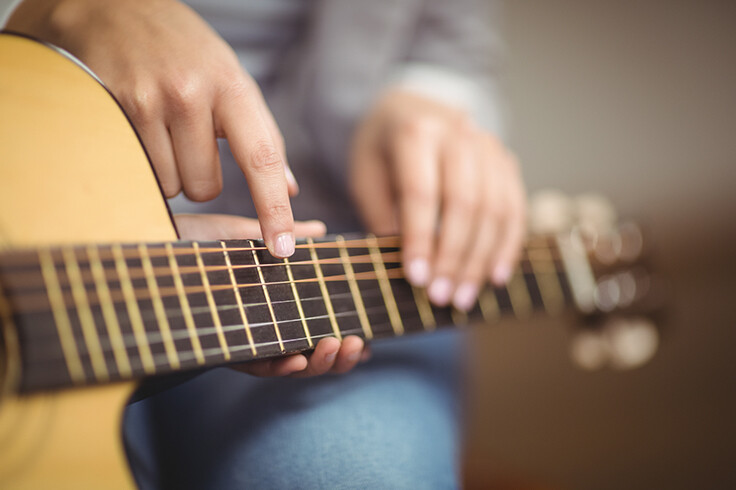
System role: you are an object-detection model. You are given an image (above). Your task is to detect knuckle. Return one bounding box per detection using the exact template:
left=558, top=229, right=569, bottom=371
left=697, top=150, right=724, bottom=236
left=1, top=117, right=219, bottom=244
left=446, top=192, right=479, bottom=216
left=403, top=182, right=435, bottom=207
left=166, top=76, right=203, bottom=116
left=398, top=115, right=442, bottom=139
left=183, top=179, right=222, bottom=202
left=250, top=140, right=283, bottom=173
left=262, top=201, right=292, bottom=221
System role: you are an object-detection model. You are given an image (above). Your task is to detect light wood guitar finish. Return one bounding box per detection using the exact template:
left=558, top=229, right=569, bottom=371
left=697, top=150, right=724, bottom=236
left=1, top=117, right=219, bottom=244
left=0, top=33, right=175, bottom=489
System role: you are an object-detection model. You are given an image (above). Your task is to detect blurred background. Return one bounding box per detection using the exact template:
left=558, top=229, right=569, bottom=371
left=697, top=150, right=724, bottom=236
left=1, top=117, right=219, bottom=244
left=464, top=1, right=736, bottom=488
left=2, top=0, right=734, bottom=488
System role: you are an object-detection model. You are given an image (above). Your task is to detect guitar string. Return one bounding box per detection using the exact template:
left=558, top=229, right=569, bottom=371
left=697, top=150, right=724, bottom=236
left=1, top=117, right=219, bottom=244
left=0, top=248, right=563, bottom=291
left=25, top=288, right=462, bottom=369
left=0, top=234, right=559, bottom=265
left=5, top=255, right=563, bottom=313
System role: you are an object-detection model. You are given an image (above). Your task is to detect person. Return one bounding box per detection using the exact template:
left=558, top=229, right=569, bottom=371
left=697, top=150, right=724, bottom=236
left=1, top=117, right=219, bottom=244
left=5, top=0, right=526, bottom=487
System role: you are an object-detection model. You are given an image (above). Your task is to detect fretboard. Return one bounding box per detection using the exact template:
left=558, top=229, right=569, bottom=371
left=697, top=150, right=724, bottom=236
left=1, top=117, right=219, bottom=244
left=0, top=234, right=575, bottom=393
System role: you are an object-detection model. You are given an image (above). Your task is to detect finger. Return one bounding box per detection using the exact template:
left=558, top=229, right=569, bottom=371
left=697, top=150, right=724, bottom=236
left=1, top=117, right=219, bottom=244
left=452, top=135, right=506, bottom=310
left=428, top=123, right=479, bottom=306
left=217, top=83, right=295, bottom=258
left=291, top=337, right=341, bottom=378
left=233, top=354, right=308, bottom=377
left=173, top=214, right=327, bottom=240
left=169, top=103, right=222, bottom=202
left=330, top=335, right=364, bottom=374
left=360, top=345, right=372, bottom=363
left=136, top=121, right=181, bottom=197
left=350, top=142, right=398, bottom=235
left=256, top=96, right=299, bottom=196
left=393, top=118, right=443, bottom=287
left=490, top=154, right=526, bottom=285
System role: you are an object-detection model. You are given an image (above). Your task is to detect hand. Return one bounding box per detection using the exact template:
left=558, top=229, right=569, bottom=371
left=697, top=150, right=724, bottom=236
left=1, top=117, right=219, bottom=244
left=174, top=213, right=370, bottom=377
left=8, top=0, right=298, bottom=258
left=350, top=90, right=526, bottom=311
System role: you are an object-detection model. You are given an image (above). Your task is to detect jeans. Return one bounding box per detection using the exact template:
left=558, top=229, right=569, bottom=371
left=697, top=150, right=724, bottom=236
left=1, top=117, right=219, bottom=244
left=124, top=329, right=464, bottom=489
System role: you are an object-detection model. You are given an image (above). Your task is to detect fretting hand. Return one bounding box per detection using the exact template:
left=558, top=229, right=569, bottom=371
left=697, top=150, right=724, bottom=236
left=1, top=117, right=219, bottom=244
left=350, top=90, right=526, bottom=311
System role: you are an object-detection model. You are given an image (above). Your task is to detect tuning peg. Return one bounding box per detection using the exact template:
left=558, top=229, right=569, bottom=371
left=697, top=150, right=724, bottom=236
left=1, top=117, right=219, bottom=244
left=569, top=329, right=609, bottom=371
left=574, top=193, right=618, bottom=233
left=606, top=317, right=659, bottom=370
left=528, top=189, right=575, bottom=234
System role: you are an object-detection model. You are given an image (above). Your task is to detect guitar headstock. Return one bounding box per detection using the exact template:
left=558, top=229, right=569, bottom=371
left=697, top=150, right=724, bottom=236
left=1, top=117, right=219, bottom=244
left=529, top=190, right=662, bottom=370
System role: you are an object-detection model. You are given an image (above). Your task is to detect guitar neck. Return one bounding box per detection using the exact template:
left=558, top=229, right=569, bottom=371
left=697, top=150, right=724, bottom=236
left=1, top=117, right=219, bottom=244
left=0, top=234, right=576, bottom=393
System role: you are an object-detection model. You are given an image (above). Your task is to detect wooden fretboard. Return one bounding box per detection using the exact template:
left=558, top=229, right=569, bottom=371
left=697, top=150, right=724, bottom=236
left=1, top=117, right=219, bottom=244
left=0, top=234, right=574, bottom=393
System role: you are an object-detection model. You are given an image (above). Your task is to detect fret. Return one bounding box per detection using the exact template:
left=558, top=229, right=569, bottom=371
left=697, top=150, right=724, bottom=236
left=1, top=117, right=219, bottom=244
left=283, top=256, right=312, bottom=347
left=38, top=248, right=85, bottom=384
left=139, top=244, right=180, bottom=369
left=411, top=286, right=436, bottom=330
left=528, top=245, right=565, bottom=315
left=506, top=271, right=533, bottom=319
left=165, top=243, right=205, bottom=365
left=336, top=235, right=372, bottom=340
left=193, top=242, right=230, bottom=360
left=311, top=237, right=365, bottom=340
left=112, top=244, right=156, bottom=374
left=479, top=287, right=500, bottom=322
left=288, top=241, right=336, bottom=342
left=451, top=307, right=468, bottom=326
left=87, top=245, right=132, bottom=377
left=307, top=237, right=342, bottom=340
left=250, top=240, right=286, bottom=352
left=250, top=241, right=311, bottom=354
left=220, top=241, right=257, bottom=355
left=62, top=247, right=109, bottom=381
left=367, top=235, right=404, bottom=336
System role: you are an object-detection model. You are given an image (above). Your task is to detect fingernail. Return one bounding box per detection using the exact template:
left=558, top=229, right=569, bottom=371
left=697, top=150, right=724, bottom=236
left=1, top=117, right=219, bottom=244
left=273, top=232, right=295, bottom=257
left=325, top=351, right=337, bottom=363
left=453, top=282, right=479, bottom=311
left=492, top=263, right=512, bottom=285
left=406, top=258, right=430, bottom=286
left=428, top=277, right=453, bottom=306
left=347, top=351, right=361, bottom=363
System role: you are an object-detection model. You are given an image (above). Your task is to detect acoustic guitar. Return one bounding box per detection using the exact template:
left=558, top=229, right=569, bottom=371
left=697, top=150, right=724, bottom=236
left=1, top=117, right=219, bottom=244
left=0, top=33, right=650, bottom=488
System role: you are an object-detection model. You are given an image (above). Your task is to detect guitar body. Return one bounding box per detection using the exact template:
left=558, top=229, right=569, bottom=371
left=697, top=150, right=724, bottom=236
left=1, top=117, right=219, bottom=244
left=0, top=33, right=175, bottom=488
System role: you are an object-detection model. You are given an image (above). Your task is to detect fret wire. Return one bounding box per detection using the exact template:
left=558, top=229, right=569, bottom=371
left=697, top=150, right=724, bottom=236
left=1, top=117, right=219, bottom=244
left=411, top=286, right=436, bottom=330
left=220, top=241, right=256, bottom=356
left=451, top=307, right=468, bottom=326
left=139, top=244, right=180, bottom=369
left=336, top=235, right=372, bottom=340
left=479, top=287, right=500, bottom=322
left=165, top=243, right=205, bottom=365
left=193, top=242, right=230, bottom=360
left=38, top=248, right=85, bottom=384
left=62, top=246, right=109, bottom=381
left=87, top=245, right=132, bottom=377
left=307, top=237, right=342, bottom=341
left=282, top=256, right=312, bottom=347
left=250, top=240, right=285, bottom=352
left=528, top=240, right=565, bottom=315
left=112, top=244, right=156, bottom=374
left=367, top=235, right=404, bottom=336
left=506, top=272, right=533, bottom=319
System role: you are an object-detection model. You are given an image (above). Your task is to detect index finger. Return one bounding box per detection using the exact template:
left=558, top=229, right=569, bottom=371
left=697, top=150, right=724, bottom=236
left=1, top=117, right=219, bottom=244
left=393, top=118, right=442, bottom=287
left=216, top=86, right=295, bottom=258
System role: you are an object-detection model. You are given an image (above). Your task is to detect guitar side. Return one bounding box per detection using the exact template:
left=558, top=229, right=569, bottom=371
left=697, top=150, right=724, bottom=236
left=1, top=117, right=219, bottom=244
left=0, top=33, right=177, bottom=488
